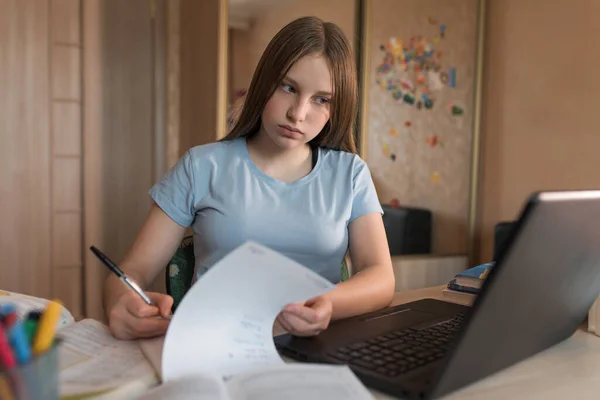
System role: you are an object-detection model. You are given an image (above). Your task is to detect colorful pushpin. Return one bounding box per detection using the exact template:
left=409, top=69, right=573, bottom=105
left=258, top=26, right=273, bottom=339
left=403, top=93, right=416, bottom=105
left=449, top=67, right=456, bottom=88
left=426, top=135, right=439, bottom=148
left=450, top=104, right=464, bottom=116
left=382, top=144, right=390, bottom=157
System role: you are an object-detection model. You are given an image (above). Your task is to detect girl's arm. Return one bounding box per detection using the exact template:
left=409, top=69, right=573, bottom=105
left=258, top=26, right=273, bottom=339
left=327, top=212, right=395, bottom=320
left=102, top=203, right=187, bottom=339
left=277, top=212, right=394, bottom=336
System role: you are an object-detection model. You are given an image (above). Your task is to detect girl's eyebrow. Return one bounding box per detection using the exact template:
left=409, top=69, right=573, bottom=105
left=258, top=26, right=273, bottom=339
left=283, top=76, right=332, bottom=97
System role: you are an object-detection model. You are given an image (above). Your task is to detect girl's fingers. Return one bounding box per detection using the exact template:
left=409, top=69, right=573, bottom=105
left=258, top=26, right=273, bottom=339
left=283, top=304, right=318, bottom=323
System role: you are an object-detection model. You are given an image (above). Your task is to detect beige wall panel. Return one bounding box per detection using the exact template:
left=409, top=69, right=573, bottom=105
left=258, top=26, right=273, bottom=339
left=476, top=0, right=600, bottom=263
left=51, top=0, right=80, bottom=44
left=179, top=0, right=223, bottom=152
left=52, top=45, right=81, bottom=99
left=53, top=157, right=81, bottom=211
left=53, top=102, right=81, bottom=156
left=53, top=266, right=83, bottom=318
left=0, top=0, right=52, bottom=297
left=52, top=212, right=82, bottom=267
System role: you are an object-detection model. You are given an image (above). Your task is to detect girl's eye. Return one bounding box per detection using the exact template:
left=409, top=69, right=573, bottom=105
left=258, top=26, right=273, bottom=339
left=315, top=97, right=330, bottom=105
left=281, top=84, right=295, bottom=93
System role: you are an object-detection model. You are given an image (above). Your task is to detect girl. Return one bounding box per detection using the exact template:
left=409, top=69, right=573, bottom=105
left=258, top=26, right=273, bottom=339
left=103, top=16, right=395, bottom=340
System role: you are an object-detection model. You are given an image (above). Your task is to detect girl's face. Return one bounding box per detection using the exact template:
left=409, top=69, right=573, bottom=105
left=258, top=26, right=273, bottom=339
left=260, top=54, right=333, bottom=150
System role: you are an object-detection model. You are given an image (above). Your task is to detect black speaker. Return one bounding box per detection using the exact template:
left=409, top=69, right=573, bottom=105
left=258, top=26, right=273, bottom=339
left=493, top=221, right=515, bottom=260
left=381, top=205, right=432, bottom=256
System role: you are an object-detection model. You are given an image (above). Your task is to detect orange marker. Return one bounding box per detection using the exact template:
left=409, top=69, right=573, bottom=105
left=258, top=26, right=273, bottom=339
left=32, top=300, right=62, bottom=355
left=0, top=376, right=14, bottom=400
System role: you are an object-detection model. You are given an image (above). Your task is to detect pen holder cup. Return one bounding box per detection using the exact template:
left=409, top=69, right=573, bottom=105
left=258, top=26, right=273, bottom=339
left=0, top=340, right=61, bottom=400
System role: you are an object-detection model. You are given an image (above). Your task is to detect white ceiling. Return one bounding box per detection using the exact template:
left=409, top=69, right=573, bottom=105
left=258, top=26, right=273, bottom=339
left=229, top=0, right=296, bottom=30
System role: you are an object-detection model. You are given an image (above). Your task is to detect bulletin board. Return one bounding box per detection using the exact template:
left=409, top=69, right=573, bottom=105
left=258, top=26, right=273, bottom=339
left=359, top=0, right=482, bottom=255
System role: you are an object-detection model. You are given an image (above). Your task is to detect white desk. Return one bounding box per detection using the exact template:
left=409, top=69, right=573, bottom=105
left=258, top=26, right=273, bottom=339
left=50, top=285, right=600, bottom=399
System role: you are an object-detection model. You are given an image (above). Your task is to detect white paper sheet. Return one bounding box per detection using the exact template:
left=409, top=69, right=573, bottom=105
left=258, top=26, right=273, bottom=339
left=162, top=241, right=335, bottom=382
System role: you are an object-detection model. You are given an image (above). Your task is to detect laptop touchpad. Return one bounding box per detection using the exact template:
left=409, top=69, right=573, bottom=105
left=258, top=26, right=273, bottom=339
left=363, top=307, right=434, bottom=322
left=360, top=308, right=438, bottom=332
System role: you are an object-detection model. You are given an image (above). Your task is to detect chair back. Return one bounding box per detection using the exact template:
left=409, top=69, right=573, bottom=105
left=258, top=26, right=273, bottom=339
left=165, top=236, right=195, bottom=311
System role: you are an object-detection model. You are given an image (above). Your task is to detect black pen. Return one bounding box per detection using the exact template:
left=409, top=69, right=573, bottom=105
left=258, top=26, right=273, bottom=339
left=89, top=246, right=154, bottom=306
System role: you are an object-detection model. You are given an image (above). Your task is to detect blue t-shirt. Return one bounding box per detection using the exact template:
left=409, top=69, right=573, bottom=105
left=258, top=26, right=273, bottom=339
left=149, top=138, right=383, bottom=283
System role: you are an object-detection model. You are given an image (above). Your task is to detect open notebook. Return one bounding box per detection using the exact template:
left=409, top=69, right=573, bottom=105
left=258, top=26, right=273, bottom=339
left=137, top=241, right=373, bottom=400
left=0, top=290, right=158, bottom=399
left=0, top=289, right=74, bottom=328
left=57, top=319, right=159, bottom=399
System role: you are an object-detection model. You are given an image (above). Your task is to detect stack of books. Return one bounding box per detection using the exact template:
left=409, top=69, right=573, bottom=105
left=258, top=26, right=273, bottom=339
left=442, top=262, right=494, bottom=302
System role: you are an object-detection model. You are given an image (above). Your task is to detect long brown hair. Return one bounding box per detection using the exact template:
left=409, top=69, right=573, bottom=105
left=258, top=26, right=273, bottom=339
left=222, top=16, right=357, bottom=153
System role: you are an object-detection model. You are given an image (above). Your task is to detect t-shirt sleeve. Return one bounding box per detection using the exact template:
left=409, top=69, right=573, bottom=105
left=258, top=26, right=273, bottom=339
left=148, top=150, right=197, bottom=227
left=350, top=159, right=384, bottom=222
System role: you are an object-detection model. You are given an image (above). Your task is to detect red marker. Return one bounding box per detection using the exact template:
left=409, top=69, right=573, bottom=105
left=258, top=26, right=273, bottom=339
left=0, top=322, right=16, bottom=369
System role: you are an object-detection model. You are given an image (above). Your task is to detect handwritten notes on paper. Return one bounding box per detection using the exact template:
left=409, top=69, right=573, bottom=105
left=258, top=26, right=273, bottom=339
left=161, top=241, right=336, bottom=382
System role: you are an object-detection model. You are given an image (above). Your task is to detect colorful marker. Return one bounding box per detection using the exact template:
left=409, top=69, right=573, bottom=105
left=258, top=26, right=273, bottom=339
left=8, top=319, right=32, bottom=364
left=0, top=322, right=16, bottom=369
left=0, top=304, right=17, bottom=327
left=26, top=310, right=43, bottom=322
left=32, top=300, right=62, bottom=355
left=23, top=319, right=38, bottom=345
left=0, top=376, right=14, bottom=400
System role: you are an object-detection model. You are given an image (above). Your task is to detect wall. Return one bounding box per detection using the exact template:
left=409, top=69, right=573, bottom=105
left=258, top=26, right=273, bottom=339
left=83, top=0, right=161, bottom=320
left=0, top=0, right=84, bottom=318
left=178, top=0, right=228, bottom=152
left=83, top=0, right=228, bottom=319
left=228, top=0, right=357, bottom=103
left=476, top=0, right=600, bottom=263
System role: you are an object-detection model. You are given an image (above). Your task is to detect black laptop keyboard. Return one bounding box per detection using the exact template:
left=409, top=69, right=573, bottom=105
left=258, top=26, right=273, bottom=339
left=328, top=313, right=465, bottom=378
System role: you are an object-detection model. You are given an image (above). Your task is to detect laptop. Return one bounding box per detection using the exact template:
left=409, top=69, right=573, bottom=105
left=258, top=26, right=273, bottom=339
left=274, top=190, right=600, bottom=399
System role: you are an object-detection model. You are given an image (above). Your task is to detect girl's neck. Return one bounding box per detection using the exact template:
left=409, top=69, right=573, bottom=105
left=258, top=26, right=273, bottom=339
left=246, top=130, right=311, bottom=165
left=245, top=131, right=313, bottom=183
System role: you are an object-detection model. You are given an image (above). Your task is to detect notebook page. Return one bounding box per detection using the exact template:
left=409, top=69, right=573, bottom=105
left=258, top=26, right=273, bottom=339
left=226, top=364, right=373, bottom=400
left=0, top=289, right=74, bottom=328
left=137, top=375, right=229, bottom=400
left=162, top=241, right=335, bottom=382
left=58, top=319, right=158, bottom=397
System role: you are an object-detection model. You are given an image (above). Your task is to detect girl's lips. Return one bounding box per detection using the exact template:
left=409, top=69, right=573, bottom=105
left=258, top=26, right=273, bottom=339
left=279, top=125, right=303, bottom=138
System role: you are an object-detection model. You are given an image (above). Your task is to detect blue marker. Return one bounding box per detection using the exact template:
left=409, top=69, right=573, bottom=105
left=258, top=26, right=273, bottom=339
left=0, top=304, right=17, bottom=317
left=8, top=320, right=32, bottom=364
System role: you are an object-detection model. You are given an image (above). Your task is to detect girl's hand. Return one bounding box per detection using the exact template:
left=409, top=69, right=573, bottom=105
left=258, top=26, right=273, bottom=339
left=276, top=295, right=333, bottom=337
left=107, top=291, right=173, bottom=340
